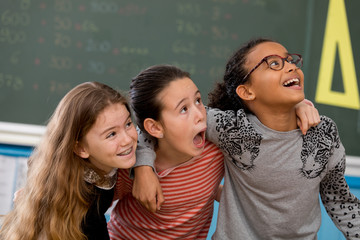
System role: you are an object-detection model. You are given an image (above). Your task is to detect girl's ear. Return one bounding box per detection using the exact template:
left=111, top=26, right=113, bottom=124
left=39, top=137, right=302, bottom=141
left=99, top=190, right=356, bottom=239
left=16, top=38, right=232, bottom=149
left=74, top=141, right=90, bottom=159
left=236, top=84, right=255, bottom=101
left=143, top=118, right=164, bottom=139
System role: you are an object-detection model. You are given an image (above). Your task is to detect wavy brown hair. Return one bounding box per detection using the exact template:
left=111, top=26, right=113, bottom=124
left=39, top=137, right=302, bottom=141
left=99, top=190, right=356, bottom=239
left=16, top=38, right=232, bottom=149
left=0, top=82, right=129, bottom=240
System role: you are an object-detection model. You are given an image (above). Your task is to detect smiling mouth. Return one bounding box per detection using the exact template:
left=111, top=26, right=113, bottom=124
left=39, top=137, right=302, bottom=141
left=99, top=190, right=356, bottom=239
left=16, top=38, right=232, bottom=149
left=117, top=147, right=132, bottom=156
left=283, top=78, right=300, bottom=87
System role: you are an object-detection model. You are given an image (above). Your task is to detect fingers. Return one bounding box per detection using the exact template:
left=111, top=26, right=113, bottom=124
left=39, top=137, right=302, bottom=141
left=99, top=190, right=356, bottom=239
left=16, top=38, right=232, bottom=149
left=136, top=193, right=164, bottom=213
left=297, top=117, right=307, bottom=135
left=304, top=106, right=320, bottom=128
left=132, top=165, right=162, bottom=213
left=295, top=101, right=321, bottom=135
left=144, top=198, right=158, bottom=213
left=295, top=107, right=309, bottom=135
left=156, top=187, right=165, bottom=211
left=132, top=190, right=158, bottom=213
left=132, top=190, right=156, bottom=213
left=138, top=187, right=165, bottom=213
left=310, top=107, right=320, bottom=126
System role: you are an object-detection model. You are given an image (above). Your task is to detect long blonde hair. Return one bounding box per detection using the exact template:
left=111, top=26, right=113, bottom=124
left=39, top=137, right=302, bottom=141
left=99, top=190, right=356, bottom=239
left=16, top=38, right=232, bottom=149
left=0, top=82, right=129, bottom=240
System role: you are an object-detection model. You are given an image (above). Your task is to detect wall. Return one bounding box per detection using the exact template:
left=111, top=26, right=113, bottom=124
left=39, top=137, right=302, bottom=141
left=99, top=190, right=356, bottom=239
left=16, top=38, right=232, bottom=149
left=0, top=0, right=359, bottom=158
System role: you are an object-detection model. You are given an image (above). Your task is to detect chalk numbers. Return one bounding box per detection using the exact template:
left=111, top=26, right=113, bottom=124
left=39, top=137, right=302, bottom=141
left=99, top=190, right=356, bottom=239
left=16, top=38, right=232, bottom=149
left=0, top=73, right=24, bottom=91
left=50, top=56, right=72, bottom=70
left=49, top=80, right=71, bottom=93
left=1, top=10, right=30, bottom=26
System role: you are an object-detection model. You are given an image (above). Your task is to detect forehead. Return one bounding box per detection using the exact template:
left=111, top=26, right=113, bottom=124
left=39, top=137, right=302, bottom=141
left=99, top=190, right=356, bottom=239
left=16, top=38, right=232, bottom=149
left=247, top=42, right=288, bottom=65
left=158, top=77, right=198, bottom=108
left=94, top=103, right=128, bottom=126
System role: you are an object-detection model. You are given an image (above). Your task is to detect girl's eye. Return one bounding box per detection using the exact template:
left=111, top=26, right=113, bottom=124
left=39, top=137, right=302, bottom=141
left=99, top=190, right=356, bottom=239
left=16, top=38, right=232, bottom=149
left=106, top=132, right=116, bottom=139
left=180, top=106, right=188, bottom=114
left=287, top=56, right=294, bottom=64
left=288, top=58, right=299, bottom=65
left=269, top=60, right=281, bottom=68
left=196, top=97, right=202, bottom=105
left=125, top=119, right=133, bottom=128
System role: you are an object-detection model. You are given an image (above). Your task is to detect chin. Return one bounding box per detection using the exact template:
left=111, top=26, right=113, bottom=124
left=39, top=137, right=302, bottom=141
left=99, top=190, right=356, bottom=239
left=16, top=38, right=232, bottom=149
left=192, top=146, right=205, bottom=157
left=128, top=157, right=136, bottom=168
left=121, top=157, right=136, bottom=169
left=293, top=95, right=305, bottom=104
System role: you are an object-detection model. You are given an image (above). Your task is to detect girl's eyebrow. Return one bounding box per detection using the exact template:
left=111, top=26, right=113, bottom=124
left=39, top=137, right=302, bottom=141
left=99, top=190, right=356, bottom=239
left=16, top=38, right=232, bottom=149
left=267, top=51, right=289, bottom=57
left=100, top=112, right=131, bottom=135
left=174, top=90, right=201, bottom=110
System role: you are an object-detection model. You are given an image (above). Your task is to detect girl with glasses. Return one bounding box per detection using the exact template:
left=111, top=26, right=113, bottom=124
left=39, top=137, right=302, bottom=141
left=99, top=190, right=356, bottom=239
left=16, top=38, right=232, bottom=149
left=206, top=38, right=360, bottom=239
left=0, top=82, right=138, bottom=240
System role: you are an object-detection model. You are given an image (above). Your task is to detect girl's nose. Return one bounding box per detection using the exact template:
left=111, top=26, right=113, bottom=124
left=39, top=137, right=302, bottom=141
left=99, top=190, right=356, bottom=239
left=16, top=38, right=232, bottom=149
left=194, top=106, right=205, bottom=123
left=284, top=61, right=297, bottom=72
left=118, top=131, right=133, bottom=146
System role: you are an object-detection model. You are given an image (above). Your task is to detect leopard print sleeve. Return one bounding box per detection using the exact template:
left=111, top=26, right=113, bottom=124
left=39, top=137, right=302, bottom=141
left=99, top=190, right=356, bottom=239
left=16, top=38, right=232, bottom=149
left=320, top=155, right=360, bottom=239
left=206, top=107, right=262, bottom=169
left=206, top=107, right=249, bottom=151
left=206, top=106, right=237, bottom=147
left=318, top=117, right=360, bottom=239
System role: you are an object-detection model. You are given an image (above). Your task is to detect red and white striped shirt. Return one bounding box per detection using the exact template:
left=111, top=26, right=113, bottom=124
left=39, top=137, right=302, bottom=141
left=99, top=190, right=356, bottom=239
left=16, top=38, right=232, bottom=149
left=108, top=141, right=224, bottom=240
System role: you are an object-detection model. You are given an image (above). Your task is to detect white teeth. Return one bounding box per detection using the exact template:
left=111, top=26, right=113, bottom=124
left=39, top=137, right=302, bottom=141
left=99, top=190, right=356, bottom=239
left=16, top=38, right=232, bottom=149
left=283, top=78, right=299, bottom=86
left=118, top=148, right=132, bottom=156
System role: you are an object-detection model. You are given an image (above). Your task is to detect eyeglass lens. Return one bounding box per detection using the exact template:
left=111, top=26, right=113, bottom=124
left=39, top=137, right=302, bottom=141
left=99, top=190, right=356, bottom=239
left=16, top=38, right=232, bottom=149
left=266, top=54, right=302, bottom=70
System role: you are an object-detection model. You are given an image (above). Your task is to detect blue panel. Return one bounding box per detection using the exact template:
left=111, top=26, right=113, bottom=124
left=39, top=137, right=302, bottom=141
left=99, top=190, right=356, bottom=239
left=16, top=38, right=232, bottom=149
left=346, top=176, right=360, bottom=189
left=0, top=144, right=33, bottom=157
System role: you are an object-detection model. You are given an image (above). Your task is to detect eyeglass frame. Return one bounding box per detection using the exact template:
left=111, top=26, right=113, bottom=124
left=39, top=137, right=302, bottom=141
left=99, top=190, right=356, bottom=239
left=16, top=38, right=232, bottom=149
left=242, top=53, right=303, bottom=81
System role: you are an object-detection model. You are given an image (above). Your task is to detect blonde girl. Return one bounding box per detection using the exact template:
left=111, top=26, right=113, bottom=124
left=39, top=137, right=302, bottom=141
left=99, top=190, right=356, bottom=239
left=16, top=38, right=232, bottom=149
left=0, top=82, right=138, bottom=240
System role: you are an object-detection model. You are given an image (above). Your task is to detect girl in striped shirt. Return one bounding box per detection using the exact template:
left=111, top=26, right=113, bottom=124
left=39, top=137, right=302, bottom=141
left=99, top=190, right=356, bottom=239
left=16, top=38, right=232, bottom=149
left=108, top=65, right=225, bottom=239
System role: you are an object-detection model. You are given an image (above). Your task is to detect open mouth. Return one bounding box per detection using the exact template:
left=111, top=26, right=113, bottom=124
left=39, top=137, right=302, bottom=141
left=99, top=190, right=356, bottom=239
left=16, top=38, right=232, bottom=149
left=283, top=78, right=300, bottom=87
left=193, top=130, right=206, bottom=148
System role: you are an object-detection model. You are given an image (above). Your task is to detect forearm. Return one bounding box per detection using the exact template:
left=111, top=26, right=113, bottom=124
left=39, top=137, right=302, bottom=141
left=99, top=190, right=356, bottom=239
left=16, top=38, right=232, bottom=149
left=320, top=156, right=360, bottom=238
left=130, top=127, right=157, bottom=177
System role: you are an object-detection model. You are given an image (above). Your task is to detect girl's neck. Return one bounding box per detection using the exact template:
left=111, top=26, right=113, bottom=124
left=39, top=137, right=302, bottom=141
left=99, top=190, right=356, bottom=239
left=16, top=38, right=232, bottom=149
left=251, top=106, right=298, bottom=132
left=155, top=142, right=193, bottom=172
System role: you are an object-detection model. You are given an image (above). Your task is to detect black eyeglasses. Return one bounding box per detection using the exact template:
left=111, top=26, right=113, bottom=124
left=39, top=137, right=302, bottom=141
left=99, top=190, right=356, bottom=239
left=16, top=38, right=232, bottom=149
left=242, top=54, right=303, bottom=81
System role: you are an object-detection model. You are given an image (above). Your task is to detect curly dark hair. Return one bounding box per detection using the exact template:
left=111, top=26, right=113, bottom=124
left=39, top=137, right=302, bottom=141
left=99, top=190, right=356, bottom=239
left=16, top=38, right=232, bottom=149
left=208, top=38, right=275, bottom=112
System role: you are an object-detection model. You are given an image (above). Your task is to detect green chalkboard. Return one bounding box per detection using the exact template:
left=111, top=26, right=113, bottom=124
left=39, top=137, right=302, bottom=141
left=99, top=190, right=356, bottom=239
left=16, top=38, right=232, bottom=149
left=0, top=0, right=359, bottom=156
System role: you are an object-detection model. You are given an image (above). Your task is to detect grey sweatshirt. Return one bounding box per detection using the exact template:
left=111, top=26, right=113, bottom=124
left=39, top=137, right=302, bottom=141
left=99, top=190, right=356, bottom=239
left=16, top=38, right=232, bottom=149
left=206, top=108, right=360, bottom=240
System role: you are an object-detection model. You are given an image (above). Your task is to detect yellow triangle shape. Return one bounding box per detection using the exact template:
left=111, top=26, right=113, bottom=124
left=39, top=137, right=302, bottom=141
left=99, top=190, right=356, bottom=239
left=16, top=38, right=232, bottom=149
left=315, top=0, right=360, bottom=109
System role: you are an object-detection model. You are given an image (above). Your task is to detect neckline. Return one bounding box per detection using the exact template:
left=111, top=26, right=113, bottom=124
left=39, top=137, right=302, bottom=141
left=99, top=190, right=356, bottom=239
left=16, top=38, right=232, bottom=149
left=84, top=167, right=117, bottom=190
